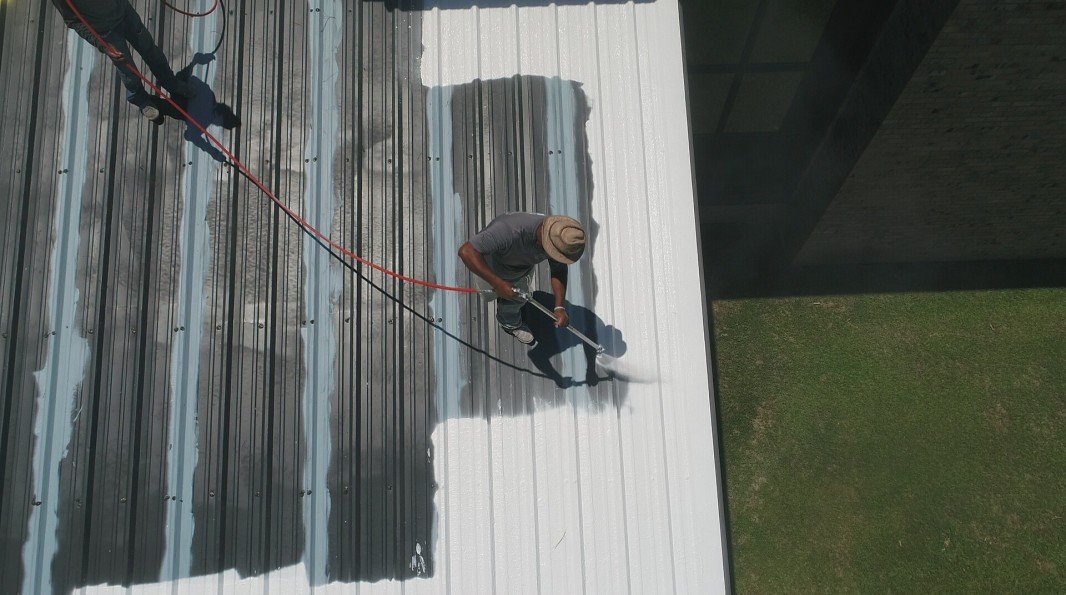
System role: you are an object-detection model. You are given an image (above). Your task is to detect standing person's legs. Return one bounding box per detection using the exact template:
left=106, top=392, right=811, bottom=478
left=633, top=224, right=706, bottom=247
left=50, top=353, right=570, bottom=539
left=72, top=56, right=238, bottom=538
left=474, top=269, right=533, bottom=329
left=473, top=274, right=522, bottom=326
left=495, top=298, right=525, bottom=328
left=70, top=21, right=152, bottom=107
left=117, top=4, right=186, bottom=96
left=495, top=269, right=534, bottom=329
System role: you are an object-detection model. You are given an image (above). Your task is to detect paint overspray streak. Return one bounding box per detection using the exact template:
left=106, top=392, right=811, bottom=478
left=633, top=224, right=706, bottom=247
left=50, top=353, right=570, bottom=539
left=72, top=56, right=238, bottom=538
left=427, top=85, right=468, bottom=573
left=546, top=78, right=596, bottom=392
left=161, top=2, right=221, bottom=580
left=22, top=31, right=95, bottom=595
left=301, top=0, right=343, bottom=585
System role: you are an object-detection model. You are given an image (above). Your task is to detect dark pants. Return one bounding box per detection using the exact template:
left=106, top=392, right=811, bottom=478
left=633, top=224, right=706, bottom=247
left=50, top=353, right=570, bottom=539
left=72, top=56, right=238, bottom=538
left=70, top=5, right=179, bottom=106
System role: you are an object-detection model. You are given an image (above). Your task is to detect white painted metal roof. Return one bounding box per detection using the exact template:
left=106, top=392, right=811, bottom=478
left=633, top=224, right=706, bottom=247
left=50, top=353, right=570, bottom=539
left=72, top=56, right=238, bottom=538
left=422, top=3, right=729, bottom=594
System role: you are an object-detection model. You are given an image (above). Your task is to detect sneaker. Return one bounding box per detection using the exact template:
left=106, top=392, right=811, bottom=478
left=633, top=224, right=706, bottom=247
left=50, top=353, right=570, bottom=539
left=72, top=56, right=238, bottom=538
left=502, top=324, right=535, bottom=346
left=140, top=101, right=160, bottom=121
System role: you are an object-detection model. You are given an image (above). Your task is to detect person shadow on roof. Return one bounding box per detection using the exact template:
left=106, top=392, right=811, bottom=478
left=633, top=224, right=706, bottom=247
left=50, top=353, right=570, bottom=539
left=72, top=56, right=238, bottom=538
left=153, top=52, right=240, bottom=162
left=522, top=290, right=626, bottom=389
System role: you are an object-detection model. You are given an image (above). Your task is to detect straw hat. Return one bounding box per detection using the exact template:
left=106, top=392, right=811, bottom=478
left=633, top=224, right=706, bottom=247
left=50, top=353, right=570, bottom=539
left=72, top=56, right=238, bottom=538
left=540, top=215, right=586, bottom=264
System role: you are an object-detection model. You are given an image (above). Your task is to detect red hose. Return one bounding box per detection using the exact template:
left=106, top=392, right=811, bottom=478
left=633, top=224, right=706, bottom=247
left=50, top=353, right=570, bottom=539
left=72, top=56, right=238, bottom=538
left=64, top=0, right=478, bottom=294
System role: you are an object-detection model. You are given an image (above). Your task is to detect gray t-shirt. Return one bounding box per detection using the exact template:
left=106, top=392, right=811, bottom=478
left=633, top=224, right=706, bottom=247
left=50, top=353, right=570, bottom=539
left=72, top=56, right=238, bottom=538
left=469, top=212, right=566, bottom=280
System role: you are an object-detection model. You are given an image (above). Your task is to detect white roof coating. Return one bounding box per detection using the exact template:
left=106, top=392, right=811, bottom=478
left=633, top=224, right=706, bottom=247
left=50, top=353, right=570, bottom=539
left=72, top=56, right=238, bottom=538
left=422, top=3, right=726, bottom=594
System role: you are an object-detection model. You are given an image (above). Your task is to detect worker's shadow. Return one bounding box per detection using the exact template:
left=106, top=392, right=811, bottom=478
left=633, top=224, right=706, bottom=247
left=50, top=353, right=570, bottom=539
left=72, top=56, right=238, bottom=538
left=522, top=290, right=626, bottom=389
left=155, top=53, right=241, bottom=162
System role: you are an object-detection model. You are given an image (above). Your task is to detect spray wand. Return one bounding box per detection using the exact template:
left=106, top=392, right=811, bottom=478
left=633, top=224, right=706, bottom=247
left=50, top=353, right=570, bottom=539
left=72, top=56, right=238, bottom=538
left=513, top=289, right=605, bottom=354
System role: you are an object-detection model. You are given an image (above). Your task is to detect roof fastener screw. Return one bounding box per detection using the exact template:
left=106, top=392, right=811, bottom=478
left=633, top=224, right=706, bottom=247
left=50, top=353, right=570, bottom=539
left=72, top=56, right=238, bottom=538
left=258, top=323, right=264, bottom=329
left=120, top=497, right=127, bottom=504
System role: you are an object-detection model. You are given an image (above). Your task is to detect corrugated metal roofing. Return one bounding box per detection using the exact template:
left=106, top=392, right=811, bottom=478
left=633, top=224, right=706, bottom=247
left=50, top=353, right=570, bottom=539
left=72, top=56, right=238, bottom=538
left=0, top=1, right=727, bottom=593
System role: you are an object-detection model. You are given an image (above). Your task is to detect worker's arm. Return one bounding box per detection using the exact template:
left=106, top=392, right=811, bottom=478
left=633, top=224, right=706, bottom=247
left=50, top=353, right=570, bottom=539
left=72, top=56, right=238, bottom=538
left=549, top=262, right=570, bottom=328
left=458, top=242, right=517, bottom=300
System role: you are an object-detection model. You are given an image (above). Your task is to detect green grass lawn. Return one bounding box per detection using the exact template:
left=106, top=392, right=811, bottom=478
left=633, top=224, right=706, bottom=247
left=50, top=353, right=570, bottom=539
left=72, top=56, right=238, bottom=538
left=712, top=289, right=1066, bottom=594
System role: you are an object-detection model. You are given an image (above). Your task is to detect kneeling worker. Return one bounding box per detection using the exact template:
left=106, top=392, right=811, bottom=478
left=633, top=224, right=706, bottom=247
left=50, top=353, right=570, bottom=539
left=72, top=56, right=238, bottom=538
left=458, top=213, right=586, bottom=345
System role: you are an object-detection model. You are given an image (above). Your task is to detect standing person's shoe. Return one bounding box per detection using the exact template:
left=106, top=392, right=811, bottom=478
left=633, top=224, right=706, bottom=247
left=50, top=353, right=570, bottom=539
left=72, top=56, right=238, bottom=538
left=140, top=99, right=160, bottom=121
left=502, top=324, right=535, bottom=346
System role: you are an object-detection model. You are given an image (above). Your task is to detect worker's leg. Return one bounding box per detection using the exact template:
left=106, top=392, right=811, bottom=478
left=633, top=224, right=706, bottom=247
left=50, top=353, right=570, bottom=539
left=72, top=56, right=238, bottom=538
left=495, top=269, right=533, bottom=328
left=474, top=275, right=525, bottom=326
left=70, top=22, right=152, bottom=107
left=495, top=298, right=525, bottom=328
left=117, top=5, right=188, bottom=96
left=472, top=268, right=535, bottom=343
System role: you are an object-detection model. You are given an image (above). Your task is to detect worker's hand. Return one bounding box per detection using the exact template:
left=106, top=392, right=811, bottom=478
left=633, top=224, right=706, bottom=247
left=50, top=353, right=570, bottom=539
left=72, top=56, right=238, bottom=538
left=104, top=45, right=126, bottom=62
left=493, top=282, right=517, bottom=300
left=553, top=307, right=570, bottom=328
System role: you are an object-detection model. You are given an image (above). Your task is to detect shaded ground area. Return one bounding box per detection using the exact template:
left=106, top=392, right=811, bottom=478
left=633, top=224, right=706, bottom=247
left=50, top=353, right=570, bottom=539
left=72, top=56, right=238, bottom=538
left=713, top=289, right=1066, bottom=593
left=684, top=0, right=1066, bottom=299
